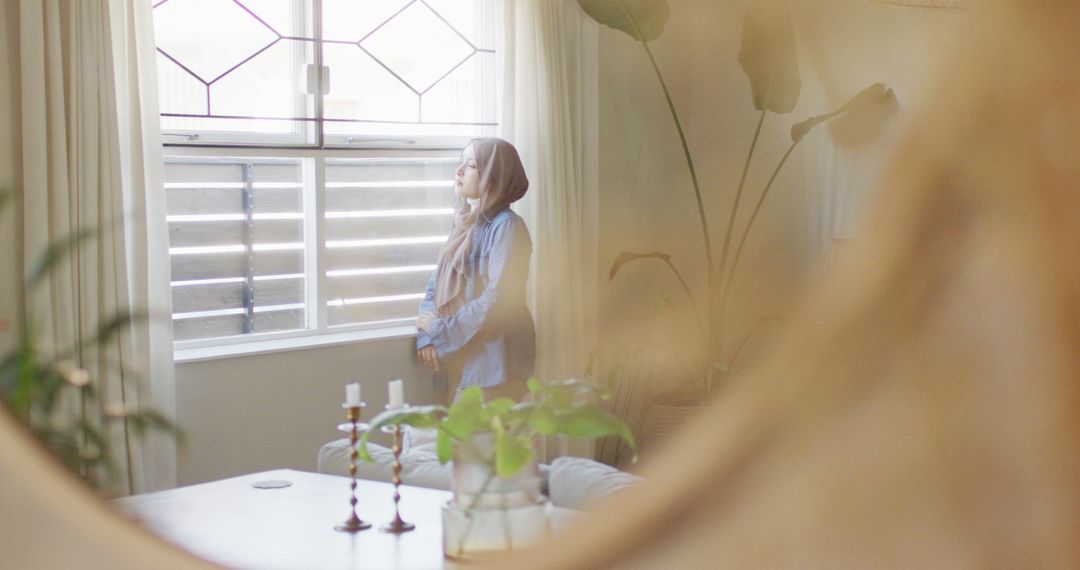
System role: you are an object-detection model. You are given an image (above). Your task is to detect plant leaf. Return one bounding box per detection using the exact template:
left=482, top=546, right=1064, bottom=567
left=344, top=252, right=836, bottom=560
left=24, top=227, right=97, bottom=289
left=436, top=428, right=453, bottom=464
left=495, top=421, right=535, bottom=479
left=486, top=397, right=516, bottom=416
left=577, top=0, right=670, bottom=42
left=555, top=408, right=637, bottom=457
left=738, top=0, right=801, bottom=113
left=529, top=405, right=559, bottom=435
left=367, top=405, right=446, bottom=432
left=791, top=83, right=896, bottom=143
left=829, top=84, right=899, bottom=144
left=608, top=251, right=671, bottom=281
left=526, top=378, right=544, bottom=394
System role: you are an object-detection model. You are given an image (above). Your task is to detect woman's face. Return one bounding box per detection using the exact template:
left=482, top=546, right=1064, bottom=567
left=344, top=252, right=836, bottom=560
left=455, top=144, right=481, bottom=200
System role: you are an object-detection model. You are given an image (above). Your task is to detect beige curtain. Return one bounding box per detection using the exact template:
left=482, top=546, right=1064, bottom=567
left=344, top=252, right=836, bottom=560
left=18, top=0, right=173, bottom=495
left=499, top=0, right=600, bottom=459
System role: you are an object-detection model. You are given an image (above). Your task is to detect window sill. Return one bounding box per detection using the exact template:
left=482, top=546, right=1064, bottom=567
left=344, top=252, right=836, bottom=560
left=173, top=326, right=417, bottom=364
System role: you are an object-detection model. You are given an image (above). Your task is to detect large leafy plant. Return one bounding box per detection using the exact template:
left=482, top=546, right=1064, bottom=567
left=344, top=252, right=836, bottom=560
left=359, top=379, right=635, bottom=479
left=579, top=0, right=897, bottom=393
left=0, top=190, right=180, bottom=491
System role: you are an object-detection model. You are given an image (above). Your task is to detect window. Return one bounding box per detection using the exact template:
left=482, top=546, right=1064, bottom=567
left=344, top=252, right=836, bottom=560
left=153, top=0, right=499, bottom=348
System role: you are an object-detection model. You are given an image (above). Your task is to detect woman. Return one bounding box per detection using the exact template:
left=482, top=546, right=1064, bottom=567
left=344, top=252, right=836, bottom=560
left=416, top=137, right=535, bottom=404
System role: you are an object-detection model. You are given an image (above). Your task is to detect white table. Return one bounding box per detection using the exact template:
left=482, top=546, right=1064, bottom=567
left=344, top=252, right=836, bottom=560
left=115, top=469, right=468, bottom=569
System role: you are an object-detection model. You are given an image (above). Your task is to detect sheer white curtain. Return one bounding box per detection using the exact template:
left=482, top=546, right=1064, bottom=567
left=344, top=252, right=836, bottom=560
left=499, top=0, right=600, bottom=384
left=18, top=0, right=174, bottom=494
left=498, top=0, right=599, bottom=459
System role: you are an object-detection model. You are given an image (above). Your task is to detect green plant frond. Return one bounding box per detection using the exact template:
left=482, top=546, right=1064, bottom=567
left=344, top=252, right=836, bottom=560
left=77, top=420, right=118, bottom=478
left=577, top=0, right=670, bottom=42
left=529, top=405, right=559, bottom=435
left=495, top=428, right=534, bottom=479
left=526, top=378, right=543, bottom=394
left=368, top=405, right=446, bottom=432
left=457, top=385, right=485, bottom=407
left=124, top=410, right=186, bottom=449
left=436, top=429, right=454, bottom=464
left=791, top=83, right=895, bottom=143
left=90, top=310, right=145, bottom=347
left=486, top=397, right=516, bottom=415
left=739, top=0, right=801, bottom=114
left=24, top=227, right=98, bottom=289
left=554, top=408, right=637, bottom=459
left=608, top=251, right=670, bottom=281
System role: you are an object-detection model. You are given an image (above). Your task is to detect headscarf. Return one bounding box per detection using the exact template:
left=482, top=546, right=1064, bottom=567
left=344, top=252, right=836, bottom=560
left=434, top=137, right=529, bottom=315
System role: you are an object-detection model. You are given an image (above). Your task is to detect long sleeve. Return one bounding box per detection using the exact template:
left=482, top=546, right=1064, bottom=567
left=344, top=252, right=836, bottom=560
left=416, top=271, right=437, bottom=350
left=428, top=216, right=530, bottom=358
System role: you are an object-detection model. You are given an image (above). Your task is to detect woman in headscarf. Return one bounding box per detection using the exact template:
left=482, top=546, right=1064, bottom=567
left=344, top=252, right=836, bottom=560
left=415, top=138, right=536, bottom=404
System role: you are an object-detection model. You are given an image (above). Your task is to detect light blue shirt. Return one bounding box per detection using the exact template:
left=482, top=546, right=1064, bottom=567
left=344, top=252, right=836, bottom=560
left=417, top=207, right=536, bottom=390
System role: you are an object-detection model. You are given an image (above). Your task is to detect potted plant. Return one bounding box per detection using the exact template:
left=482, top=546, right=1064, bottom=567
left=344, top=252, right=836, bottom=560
left=578, top=0, right=897, bottom=433
left=359, top=379, right=636, bottom=560
left=0, top=190, right=181, bottom=492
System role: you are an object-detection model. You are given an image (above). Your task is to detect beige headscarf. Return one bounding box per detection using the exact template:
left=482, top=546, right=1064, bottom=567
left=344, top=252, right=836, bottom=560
left=434, top=138, right=529, bottom=315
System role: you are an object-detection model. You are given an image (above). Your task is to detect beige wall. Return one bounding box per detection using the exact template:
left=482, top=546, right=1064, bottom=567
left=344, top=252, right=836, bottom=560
left=0, top=0, right=20, bottom=352
left=175, top=341, right=438, bottom=485
left=596, top=0, right=826, bottom=378
left=595, top=0, right=953, bottom=380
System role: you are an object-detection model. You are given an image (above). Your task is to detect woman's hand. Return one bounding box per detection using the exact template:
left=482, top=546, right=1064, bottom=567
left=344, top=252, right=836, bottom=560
left=417, top=345, right=440, bottom=372
left=417, top=311, right=439, bottom=334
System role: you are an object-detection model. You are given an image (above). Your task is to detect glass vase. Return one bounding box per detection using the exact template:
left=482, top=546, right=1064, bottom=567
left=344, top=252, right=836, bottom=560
left=442, top=433, right=551, bottom=560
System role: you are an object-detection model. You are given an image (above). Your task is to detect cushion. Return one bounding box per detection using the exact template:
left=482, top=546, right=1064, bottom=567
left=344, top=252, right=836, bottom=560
left=317, top=440, right=636, bottom=510
left=316, top=438, right=453, bottom=491
left=403, top=426, right=438, bottom=455
left=547, top=456, right=643, bottom=510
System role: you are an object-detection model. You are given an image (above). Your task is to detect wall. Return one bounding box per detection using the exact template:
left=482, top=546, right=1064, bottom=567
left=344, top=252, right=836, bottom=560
left=595, top=0, right=956, bottom=393
left=596, top=0, right=825, bottom=386
left=175, top=341, right=438, bottom=485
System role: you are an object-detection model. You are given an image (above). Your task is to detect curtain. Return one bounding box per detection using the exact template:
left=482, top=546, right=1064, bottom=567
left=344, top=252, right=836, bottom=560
left=499, top=0, right=600, bottom=459
left=18, top=0, right=174, bottom=495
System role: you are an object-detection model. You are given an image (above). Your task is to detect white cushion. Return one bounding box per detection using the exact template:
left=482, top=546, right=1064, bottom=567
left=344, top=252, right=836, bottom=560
left=403, top=426, right=438, bottom=455
left=547, top=456, right=642, bottom=510
left=316, top=438, right=452, bottom=491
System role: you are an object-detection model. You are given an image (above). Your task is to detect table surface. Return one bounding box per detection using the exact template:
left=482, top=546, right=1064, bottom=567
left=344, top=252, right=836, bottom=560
left=113, top=469, right=491, bottom=569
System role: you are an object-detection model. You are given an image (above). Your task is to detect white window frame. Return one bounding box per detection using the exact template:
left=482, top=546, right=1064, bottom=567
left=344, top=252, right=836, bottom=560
left=158, top=0, right=501, bottom=359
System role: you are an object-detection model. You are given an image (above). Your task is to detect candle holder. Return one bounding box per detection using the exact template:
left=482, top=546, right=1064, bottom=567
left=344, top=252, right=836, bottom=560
left=380, top=409, right=415, bottom=534
left=335, top=403, right=372, bottom=533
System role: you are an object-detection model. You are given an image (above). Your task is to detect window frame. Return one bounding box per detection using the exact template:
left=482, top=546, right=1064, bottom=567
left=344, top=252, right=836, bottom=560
left=156, top=0, right=502, bottom=355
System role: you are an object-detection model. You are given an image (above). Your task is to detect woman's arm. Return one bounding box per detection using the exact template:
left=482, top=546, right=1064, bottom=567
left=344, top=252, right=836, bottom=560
left=427, top=216, right=530, bottom=357
left=416, top=271, right=438, bottom=350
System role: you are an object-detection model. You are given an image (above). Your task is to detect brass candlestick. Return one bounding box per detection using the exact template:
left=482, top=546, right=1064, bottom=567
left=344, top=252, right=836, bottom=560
left=380, top=422, right=415, bottom=533
left=335, top=404, right=372, bottom=532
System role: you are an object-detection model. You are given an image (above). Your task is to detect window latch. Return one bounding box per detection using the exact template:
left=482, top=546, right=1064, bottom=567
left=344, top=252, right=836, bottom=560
left=303, top=64, right=331, bottom=95
left=163, top=132, right=199, bottom=141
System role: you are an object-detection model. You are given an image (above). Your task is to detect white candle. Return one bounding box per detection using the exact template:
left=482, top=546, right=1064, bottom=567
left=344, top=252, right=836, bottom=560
left=388, top=379, right=404, bottom=409
left=345, top=383, right=361, bottom=407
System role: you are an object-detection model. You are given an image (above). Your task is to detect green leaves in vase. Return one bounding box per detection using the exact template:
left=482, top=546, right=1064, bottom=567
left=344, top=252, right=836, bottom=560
left=359, top=380, right=637, bottom=479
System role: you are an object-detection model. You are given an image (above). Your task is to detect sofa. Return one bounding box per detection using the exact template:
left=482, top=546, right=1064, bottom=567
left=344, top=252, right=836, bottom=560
left=317, top=428, right=642, bottom=511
